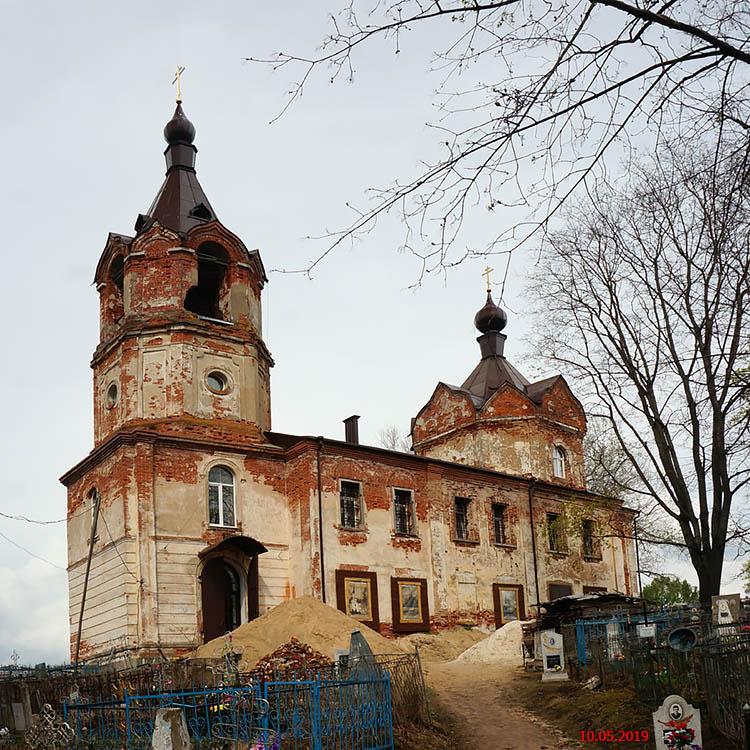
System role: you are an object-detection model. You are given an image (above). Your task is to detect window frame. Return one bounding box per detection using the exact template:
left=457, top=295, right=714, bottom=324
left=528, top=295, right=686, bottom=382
left=552, top=445, right=567, bottom=478
left=546, top=511, right=567, bottom=553
left=491, top=502, right=508, bottom=545
left=392, top=487, right=416, bottom=536
left=338, top=479, right=364, bottom=530
left=208, top=465, right=237, bottom=528
left=548, top=582, right=574, bottom=600
left=454, top=496, right=472, bottom=541
left=582, top=518, right=601, bottom=559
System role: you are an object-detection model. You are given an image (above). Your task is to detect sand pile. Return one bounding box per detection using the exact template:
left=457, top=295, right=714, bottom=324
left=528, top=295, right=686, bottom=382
left=192, top=596, right=405, bottom=666
left=454, top=620, right=529, bottom=664
left=400, top=628, right=488, bottom=663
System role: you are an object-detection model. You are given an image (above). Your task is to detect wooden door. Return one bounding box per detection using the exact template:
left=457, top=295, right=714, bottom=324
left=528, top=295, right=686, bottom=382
left=201, top=558, right=226, bottom=642
left=247, top=555, right=259, bottom=621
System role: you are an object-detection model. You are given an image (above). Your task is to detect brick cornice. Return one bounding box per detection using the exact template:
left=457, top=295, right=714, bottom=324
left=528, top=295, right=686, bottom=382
left=91, top=316, right=273, bottom=369
left=60, top=429, right=284, bottom=487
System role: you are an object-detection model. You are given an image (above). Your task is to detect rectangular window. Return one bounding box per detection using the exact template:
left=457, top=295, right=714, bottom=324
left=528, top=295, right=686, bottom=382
left=548, top=582, right=573, bottom=600
left=393, top=489, right=415, bottom=535
left=546, top=512, right=565, bottom=552
left=492, top=503, right=507, bottom=545
left=454, top=497, right=471, bottom=540
left=339, top=480, right=362, bottom=529
left=582, top=519, right=597, bottom=558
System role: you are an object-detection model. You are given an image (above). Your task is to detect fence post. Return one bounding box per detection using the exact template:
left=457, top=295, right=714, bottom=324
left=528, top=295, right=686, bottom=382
left=125, top=688, right=131, bottom=748
left=414, top=645, right=430, bottom=721
left=742, top=702, right=750, bottom=750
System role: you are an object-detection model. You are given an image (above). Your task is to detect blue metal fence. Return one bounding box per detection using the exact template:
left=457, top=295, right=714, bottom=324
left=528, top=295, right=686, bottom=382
left=573, top=611, right=682, bottom=666
left=63, top=674, right=393, bottom=750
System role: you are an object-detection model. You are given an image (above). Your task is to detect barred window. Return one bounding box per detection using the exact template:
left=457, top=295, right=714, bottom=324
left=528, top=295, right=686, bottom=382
left=492, top=503, right=507, bottom=545
left=582, top=519, right=598, bottom=558
left=454, top=497, right=471, bottom=540
left=393, top=489, right=415, bottom=535
left=339, top=480, right=362, bottom=529
left=208, top=466, right=235, bottom=527
left=547, top=512, right=565, bottom=552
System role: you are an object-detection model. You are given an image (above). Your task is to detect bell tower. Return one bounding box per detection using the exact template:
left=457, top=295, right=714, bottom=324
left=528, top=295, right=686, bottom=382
left=91, top=103, right=272, bottom=446
left=62, top=100, right=275, bottom=662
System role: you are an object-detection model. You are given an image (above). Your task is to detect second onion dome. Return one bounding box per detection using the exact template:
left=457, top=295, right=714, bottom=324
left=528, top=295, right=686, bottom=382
left=474, top=291, right=508, bottom=333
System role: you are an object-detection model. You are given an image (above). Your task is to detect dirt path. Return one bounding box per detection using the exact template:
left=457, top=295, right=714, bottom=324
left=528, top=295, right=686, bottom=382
left=425, top=661, right=584, bottom=750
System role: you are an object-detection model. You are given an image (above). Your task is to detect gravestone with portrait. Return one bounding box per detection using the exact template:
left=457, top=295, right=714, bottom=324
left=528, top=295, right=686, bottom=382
left=711, top=593, right=741, bottom=625
left=652, top=694, right=702, bottom=750
left=540, top=630, right=569, bottom=681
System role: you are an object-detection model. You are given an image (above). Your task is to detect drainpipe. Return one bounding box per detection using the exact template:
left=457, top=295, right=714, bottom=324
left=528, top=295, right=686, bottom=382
left=527, top=479, right=541, bottom=606
left=316, top=437, right=327, bottom=604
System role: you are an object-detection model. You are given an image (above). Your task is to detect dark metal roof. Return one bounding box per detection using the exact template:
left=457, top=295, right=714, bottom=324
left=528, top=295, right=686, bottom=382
left=143, top=167, right=217, bottom=235
left=460, top=353, right=531, bottom=404
left=137, top=104, right=218, bottom=236
left=525, top=375, right=562, bottom=404
left=198, top=535, right=267, bottom=559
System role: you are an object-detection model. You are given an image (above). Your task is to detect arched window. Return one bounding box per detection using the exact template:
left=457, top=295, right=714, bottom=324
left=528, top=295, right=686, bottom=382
left=185, top=243, right=229, bottom=320
left=208, top=466, right=236, bottom=527
left=88, top=488, right=101, bottom=541
left=553, top=446, right=566, bottom=478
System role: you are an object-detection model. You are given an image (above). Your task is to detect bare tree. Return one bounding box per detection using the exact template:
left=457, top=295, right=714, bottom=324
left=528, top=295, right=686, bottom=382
left=378, top=425, right=412, bottom=452
left=252, top=1, right=750, bottom=280
left=529, top=134, right=750, bottom=601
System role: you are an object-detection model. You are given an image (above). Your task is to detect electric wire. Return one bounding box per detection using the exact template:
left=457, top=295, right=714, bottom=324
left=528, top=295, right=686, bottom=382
left=0, top=510, right=65, bottom=524
left=98, top=511, right=141, bottom=584
left=0, top=529, right=66, bottom=571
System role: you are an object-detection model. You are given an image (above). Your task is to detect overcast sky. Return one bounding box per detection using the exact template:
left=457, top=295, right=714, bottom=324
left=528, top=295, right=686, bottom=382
left=0, top=1, right=744, bottom=666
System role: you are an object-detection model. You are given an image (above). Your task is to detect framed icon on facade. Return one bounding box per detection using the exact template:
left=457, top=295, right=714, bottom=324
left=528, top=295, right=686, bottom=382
left=391, top=577, right=430, bottom=632
left=335, top=570, right=380, bottom=630
left=492, top=583, right=526, bottom=628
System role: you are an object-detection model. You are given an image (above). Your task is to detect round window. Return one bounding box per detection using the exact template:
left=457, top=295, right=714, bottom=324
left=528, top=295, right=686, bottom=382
left=105, top=382, right=118, bottom=409
left=206, top=370, right=229, bottom=394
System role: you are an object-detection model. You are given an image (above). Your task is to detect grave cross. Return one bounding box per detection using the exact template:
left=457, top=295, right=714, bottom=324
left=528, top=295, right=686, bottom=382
left=10, top=650, right=19, bottom=667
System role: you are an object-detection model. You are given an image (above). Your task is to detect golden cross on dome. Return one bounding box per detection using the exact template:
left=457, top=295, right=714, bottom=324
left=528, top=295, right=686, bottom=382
left=483, top=265, right=493, bottom=292
left=172, top=65, right=185, bottom=103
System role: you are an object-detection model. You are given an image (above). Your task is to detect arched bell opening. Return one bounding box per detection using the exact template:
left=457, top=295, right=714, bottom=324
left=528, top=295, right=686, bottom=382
left=184, top=242, right=229, bottom=320
left=198, top=536, right=266, bottom=643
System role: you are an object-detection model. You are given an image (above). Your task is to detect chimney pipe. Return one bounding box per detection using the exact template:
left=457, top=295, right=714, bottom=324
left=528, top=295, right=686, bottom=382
left=343, top=415, right=360, bottom=444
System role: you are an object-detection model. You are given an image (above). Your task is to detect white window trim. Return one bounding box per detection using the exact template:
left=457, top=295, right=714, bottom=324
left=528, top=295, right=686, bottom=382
left=392, top=487, right=417, bottom=536
left=553, top=445, right=567, bottom=478
left=338, top=478, right=364, bottom=529
left=208, top=467, right=237, bottom=528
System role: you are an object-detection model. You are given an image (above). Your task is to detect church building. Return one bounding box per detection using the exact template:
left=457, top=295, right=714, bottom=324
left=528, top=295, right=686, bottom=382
left=62, top=102, right=637, bottom=662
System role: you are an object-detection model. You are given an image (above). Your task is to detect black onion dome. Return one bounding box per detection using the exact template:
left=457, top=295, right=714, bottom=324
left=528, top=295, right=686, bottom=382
left=164, top=103, right=196, bottom=145
left=474, top=291, right=507, bottom=333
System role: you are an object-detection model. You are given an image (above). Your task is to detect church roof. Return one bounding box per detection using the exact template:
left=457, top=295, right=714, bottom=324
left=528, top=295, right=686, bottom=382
left=446, top=293, right=561, bottom=409
left=136, top=103, right=218, bottom=236
left=460, top=355, right=530, bottom=404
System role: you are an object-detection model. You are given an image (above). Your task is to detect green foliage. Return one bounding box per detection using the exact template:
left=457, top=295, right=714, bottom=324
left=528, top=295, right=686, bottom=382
left=641, top=577, right=698, bottom=605
left=741, top=559, right=750, bottom=595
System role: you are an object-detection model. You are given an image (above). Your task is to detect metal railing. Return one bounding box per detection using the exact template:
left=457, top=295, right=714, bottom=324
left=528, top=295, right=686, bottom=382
left=64, top=674, right=394, bottom=750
